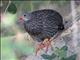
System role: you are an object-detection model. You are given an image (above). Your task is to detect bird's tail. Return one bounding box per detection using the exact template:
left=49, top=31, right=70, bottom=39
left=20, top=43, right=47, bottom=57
left=58, top=24, right=64, bottom=30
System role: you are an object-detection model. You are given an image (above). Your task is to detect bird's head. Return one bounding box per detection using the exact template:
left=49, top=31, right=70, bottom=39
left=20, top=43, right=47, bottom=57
left=19, top=13, right=30, bottom=24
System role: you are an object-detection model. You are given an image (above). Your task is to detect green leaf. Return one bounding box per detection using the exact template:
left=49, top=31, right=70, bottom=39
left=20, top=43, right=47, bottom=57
left=41, top=53, right=56, bottom=60
left=8, top=3, right=17, bottom=14
left=60, top=46, right=68, bottom=59
left=65, top=54, right=77, bottom=60
left=41, top=54, right=51, bottom=59
left=50, top=53, right=57, bottom=59
left=55, top=46, right=68, bottom=59
left=61, top=46, right=68, bottom=51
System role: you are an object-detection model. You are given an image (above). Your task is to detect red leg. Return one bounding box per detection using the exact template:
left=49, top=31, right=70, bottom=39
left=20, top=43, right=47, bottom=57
left=35, top=42, right=45, bottom=55
left=43, top=39, right=52, bottom=53
left=45, top=45, right=49, bottom=53
left=35, top=38, right=52, bottom=55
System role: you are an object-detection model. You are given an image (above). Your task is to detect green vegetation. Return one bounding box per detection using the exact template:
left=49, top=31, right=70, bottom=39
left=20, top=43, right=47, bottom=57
left=41, top=46, right=77, bottom=60
left=8, top=2, right=17, bottom=14
left=1, top=37, right=34, bottom=60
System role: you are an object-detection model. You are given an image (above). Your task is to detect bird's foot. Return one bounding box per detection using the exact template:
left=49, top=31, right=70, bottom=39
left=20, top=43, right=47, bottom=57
left=43, top=38, right=52, bottom=53
left=35, top=42, right=45, bottom=55
left=35, top=38, right=52, bottom=55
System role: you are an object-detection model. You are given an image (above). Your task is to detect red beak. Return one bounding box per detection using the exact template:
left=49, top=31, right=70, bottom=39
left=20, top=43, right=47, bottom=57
left=19, top=16, right=25, bottom=23
left=19, top=16, right=24, bottom=20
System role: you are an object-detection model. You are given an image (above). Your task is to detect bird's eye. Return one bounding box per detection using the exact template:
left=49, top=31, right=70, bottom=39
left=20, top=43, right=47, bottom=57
left=24, top=14, right=26, bottom=17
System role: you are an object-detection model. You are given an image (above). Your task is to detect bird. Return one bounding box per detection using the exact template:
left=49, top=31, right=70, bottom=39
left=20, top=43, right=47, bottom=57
left=19, top=9, right=64, bottom=55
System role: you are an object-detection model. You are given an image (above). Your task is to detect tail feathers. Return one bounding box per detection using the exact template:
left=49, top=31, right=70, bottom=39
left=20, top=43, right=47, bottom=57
left=58, top=24, right=64, bottom=30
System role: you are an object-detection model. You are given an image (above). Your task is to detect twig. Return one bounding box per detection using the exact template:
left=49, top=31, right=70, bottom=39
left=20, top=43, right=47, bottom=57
left=4, top=0, right=11, bottom=13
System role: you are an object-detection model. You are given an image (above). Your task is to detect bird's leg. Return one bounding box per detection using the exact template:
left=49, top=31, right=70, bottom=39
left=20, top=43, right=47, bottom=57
left=43, top=38, right=52, bottom=53
left=35, top=42, right=45, bottom=55
left=45, top=44, right=49, bottom=53
left=35, top=38, right=52, bottom=55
